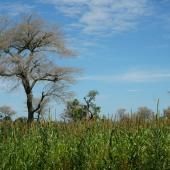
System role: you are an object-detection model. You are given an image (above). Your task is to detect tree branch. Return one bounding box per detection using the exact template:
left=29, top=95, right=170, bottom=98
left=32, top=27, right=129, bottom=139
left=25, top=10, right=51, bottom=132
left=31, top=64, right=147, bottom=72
left=30, top=73, right=60, bottom=90
left=32, top=91, right=46, bottom=114
left=0, top=72, right=16, bottom=77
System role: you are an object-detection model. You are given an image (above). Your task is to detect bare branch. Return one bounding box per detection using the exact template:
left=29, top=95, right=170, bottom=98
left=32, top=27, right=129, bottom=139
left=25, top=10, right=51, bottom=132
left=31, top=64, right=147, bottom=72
left=32, top=91, right=46, bottom=114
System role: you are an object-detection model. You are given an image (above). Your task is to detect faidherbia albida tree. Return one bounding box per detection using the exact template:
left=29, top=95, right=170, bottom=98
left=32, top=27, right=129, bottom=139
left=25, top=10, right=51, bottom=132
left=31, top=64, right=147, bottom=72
left=0, top=15, right=78, bottom=122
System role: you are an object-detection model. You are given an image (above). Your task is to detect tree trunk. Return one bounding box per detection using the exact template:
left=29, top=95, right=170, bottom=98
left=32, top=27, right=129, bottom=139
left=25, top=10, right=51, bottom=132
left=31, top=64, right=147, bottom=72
left=27, top=92, right=34, bottom=123
left=21, top=75, right=34, bottom=123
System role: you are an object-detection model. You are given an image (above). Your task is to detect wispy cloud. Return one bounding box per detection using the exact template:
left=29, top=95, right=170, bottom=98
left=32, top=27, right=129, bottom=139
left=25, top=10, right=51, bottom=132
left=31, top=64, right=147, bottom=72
left=127, top=89, right=141, bottom=93
left=41, top=0, right=152, bottom=35
left=0, top=3, right=34, bottom=16
left=78, top=69, right=170, bottom=83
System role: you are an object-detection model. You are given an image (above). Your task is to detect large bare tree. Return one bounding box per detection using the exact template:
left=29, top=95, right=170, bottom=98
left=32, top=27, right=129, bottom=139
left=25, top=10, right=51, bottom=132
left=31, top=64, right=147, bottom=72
left=0, top=15, right=78, bottom=122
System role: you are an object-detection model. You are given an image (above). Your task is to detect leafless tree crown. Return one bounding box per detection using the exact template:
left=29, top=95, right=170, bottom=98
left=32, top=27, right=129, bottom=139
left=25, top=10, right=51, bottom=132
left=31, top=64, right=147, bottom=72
left=0, top=14, right=79, bottom=122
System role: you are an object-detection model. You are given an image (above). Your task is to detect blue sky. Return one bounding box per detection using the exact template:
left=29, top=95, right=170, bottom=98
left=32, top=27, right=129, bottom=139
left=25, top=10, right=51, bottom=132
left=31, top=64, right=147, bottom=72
left=0, top=0, right=170, bottom=118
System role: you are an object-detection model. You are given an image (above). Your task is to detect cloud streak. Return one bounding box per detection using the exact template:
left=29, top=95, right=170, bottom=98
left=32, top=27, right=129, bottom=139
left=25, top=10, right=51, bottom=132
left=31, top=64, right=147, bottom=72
left=41, top=0, right=151, bottom=35
left=78, top=70, right=170, bottom=83
left=127, top=89, right=141, bottom=92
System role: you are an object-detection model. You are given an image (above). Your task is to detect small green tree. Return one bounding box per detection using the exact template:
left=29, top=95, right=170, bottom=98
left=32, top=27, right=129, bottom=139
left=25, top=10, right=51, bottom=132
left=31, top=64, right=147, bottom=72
left=63, top=99, right=86, bottom=121
left=63, top=90, right=100, bottom=121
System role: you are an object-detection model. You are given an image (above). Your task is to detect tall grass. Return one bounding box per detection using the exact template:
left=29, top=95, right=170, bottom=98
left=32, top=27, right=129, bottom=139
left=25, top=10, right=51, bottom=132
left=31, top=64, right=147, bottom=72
left=0, top=118, right=169, bottom=170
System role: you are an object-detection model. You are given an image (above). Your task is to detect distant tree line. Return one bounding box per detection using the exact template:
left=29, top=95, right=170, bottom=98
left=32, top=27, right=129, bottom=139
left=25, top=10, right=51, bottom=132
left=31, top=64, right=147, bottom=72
left=0, top=102, right=170, bottom=123
left=116, top=106, right=170, bottom=121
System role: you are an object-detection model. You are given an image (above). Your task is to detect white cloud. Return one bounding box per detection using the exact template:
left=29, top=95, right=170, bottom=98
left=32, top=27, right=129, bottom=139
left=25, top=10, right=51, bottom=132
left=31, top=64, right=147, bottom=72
left=78, top=69, right=170, bottom=83
left=41, top=0, right=151, bottom=34
left=0, top=3, right=34, bottom=16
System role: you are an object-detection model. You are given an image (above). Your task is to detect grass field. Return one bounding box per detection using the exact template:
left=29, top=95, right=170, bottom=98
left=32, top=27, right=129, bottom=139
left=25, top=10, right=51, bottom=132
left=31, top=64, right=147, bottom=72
left=0, top=118, right=169, bottom=170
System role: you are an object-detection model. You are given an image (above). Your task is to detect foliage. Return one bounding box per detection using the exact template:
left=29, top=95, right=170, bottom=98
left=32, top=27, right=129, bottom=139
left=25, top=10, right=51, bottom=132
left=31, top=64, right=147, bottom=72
left=63, top=90, right=101, bottom=121
left=63, top=99, right=86, bottom=121
left=0, top=118, right=169, bottom=170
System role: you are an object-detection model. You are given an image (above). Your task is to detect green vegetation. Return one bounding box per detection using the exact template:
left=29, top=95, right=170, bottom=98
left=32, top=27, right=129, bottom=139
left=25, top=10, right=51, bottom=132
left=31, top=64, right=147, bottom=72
left=63, top=90, right=101, bottom=121
left=0, top=118, right=169, bottom=170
